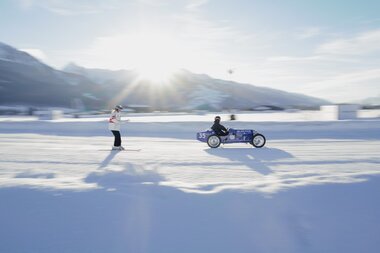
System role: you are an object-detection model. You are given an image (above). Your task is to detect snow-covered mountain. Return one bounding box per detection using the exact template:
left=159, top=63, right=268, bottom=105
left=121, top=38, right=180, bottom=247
left=63, top=63, right=136, bottom=85
left=360, top=95, right=380, bottom=105
left=0, top=42, right=43, bottom=67
left=0, top=42, right=105, bottom=108
left=0, top=41, right=329, bottom=110
left=63, top=64, right=329, bottom=110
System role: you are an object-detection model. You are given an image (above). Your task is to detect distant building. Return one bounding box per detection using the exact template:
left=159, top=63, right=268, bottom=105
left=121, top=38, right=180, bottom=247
left=35, top=110, right=63, bottom=120
left=320, top=104, right=359, bottom=120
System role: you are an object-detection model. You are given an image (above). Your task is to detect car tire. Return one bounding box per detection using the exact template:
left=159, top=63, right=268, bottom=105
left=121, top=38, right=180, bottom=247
left=207, top=135, right=221, bottom=148
left=251, top=134, right=266, bottom=148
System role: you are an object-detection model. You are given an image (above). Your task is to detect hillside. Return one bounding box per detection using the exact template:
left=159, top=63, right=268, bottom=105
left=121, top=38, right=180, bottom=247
left=0, top=41, right=329, bottom=110
left=63, top=64, right=329, bottom=110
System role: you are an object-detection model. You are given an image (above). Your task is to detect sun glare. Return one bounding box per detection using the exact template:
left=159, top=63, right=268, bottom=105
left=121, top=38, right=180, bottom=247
left=137, top=64, right=175, bottom=83
left=129, top=33, right=180, bottom=83
left=107, top=32, right=182, bottom=107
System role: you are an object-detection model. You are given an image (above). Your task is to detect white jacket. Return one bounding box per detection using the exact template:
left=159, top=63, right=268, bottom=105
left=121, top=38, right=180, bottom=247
left=108, top=110, right=121, bottom=131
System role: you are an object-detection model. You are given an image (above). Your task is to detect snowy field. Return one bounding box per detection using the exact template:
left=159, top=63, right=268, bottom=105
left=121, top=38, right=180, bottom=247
left=1, top=112, right=380, bottom=253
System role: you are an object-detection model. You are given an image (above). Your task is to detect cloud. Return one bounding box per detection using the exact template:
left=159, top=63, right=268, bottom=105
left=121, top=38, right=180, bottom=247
left=19, top=0, right=120, bottom=15
left=254, top=28, right=380, bottom=102
left=20, top=48, right=47, bottom=61
left=186, top=0, right=210, bottom=10
left=301, top=68, right=380, bottom=101
left=317, top=29, right=380, bottom=55
left=308, top=68, right=380, bottom=88
left=20, top=0, right=210, bottom=14
left=172, top=9, right=257, bottom=55
left=266, top=55, right=360, bottom=64
left=267, top=56, right=323, bottom=63
left=134, top=0, right=171, bottom=7
left=63, top=0, right=255, bottom=73
left=296, top=27, right=322, bottom=39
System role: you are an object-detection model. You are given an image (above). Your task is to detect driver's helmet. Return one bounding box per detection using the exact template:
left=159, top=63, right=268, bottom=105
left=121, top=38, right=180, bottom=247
left=115, top=105, right=123, bottom=110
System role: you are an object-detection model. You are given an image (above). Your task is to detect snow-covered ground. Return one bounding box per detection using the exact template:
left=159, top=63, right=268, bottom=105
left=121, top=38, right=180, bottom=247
left=0, top=113, right=380, bottom=253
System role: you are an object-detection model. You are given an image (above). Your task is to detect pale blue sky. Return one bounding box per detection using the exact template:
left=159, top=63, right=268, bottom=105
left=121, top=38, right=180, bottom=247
left=1, top=0, right=380, bottom=102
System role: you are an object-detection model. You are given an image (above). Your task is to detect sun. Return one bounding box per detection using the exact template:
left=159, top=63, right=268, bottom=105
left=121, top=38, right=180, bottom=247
left=136, top=64, right=175, bottom=83
left=129, top=33, right=180, bottom=83
left=107, top=32, right=183, bottom=107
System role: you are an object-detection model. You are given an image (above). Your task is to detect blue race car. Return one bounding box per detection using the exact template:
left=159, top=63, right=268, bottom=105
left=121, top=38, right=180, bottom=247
left=197, top=128, right=266, bottom=148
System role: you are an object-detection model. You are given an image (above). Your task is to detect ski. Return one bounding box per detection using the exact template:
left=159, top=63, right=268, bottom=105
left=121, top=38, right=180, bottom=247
left=98, top=149, right=141, bottom=152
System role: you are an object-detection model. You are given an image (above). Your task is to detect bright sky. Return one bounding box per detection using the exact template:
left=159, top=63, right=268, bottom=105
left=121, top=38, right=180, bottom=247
left=1, top=0, right=380, bottom=102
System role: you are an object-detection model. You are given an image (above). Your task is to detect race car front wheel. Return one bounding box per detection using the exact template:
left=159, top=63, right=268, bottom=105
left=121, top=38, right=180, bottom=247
left=252, top=134, right=266, bottom=148
left=207, top=135, right=221, bottom=148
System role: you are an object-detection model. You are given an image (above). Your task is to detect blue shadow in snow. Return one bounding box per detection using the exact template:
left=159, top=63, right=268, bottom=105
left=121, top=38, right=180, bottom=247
left=99, top=151, right=119, bottom=169
left=206, top=147, right=293, bottom=175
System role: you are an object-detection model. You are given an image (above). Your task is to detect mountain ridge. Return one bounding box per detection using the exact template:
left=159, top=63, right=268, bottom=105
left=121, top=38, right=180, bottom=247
left=63, top=63, right=329, bottom=109
left=0, top=41, right=329, bottom=110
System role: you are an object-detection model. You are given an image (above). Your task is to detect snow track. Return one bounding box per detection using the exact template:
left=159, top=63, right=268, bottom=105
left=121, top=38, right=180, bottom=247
left=1, top=134, right=379, bottom=194
left=1, top=118, right=380, bottom=253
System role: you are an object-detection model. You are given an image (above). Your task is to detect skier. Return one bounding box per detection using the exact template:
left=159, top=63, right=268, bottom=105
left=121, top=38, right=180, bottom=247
left=211, top=116, right=229, bottom=136
left=109, top=105, right=126, bottom=150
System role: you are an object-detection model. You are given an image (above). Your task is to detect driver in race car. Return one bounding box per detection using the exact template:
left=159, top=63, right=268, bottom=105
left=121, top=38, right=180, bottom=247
left=211, top=116, right=229, bottom=136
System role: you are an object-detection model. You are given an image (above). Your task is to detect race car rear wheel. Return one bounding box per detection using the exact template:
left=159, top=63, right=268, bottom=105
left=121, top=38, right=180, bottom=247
left=207, top=135, right=221, bottom=148
left=252, top=134, right=266, bottom=148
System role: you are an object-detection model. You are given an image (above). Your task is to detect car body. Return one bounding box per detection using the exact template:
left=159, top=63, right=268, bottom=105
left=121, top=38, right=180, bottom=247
left=197, top=128, right=266, bottom=148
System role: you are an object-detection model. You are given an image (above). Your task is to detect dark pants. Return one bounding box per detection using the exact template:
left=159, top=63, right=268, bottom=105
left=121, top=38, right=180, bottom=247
left=111, top=130, right=121, bottom=147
